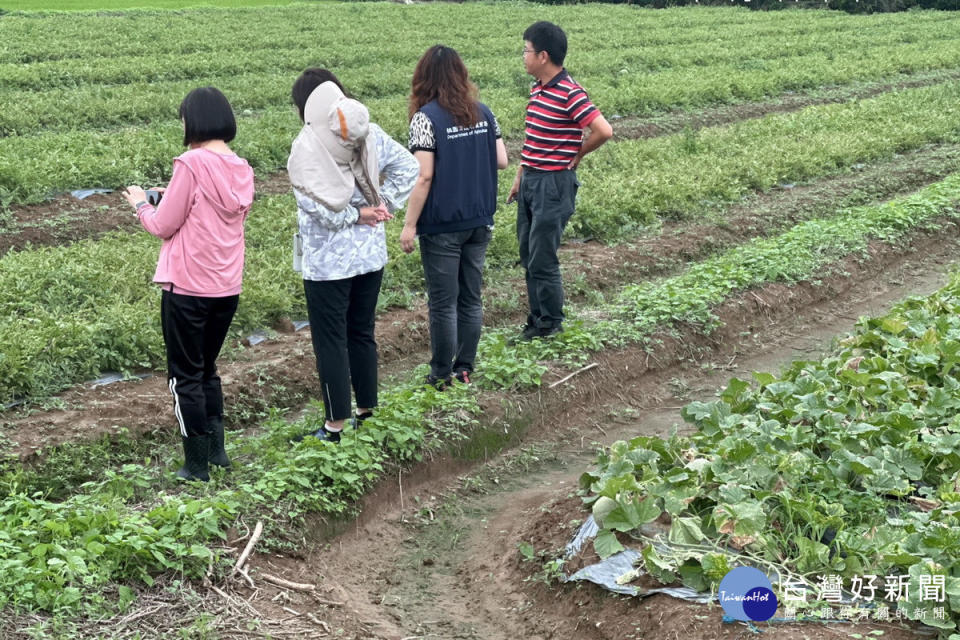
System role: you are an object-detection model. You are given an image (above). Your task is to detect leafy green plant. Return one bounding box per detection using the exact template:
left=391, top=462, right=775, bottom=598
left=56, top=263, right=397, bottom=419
left=3, top=5, right=960, bottom=203
left=581, top=270, right=960, bottom=633
left=4, top=169, right=960, bottom=622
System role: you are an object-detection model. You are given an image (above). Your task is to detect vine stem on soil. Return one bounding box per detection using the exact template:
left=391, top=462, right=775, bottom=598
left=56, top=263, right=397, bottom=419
left=233, top=520, right=263, bottom=574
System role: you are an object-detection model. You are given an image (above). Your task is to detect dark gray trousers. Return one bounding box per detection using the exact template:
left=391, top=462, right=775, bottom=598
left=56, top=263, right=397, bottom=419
left=419, top=226, right=492, bottom=379
left=516, top=168, right=579, bottom=330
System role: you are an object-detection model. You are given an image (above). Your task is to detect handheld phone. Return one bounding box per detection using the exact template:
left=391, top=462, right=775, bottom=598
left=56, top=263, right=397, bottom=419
left=146, top=189, right=163, bottom=206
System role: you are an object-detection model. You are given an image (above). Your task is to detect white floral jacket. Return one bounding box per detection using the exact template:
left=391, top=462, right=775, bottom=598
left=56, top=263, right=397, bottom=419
left=294, top=123, right=418, bottom=281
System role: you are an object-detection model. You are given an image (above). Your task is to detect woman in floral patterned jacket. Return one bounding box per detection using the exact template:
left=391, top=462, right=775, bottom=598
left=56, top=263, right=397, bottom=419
left=287, top=68, right=418, bottom=443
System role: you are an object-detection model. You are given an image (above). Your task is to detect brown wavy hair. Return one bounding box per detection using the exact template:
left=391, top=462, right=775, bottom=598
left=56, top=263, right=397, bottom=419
left=409, top=45, right=479, bottom=128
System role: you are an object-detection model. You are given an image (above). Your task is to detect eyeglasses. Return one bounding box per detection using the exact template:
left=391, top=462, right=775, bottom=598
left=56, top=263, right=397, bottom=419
left=522, top=48, right=536, bottom=56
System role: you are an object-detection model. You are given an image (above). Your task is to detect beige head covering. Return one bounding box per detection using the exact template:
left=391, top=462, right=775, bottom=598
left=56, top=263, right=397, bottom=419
left=287, top=81, right=381, bottom=211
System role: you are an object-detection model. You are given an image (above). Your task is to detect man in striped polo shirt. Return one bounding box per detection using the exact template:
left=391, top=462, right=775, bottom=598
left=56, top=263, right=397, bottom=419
left=508, top=21, right=613, bottom=342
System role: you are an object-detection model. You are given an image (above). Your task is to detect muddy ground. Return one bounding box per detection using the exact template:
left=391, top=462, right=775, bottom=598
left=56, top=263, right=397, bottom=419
left=214, top=231, right=953, bottom=640
left=6, top=195, right=955, bottom=640
left=5, top=76, right=960, bottom=639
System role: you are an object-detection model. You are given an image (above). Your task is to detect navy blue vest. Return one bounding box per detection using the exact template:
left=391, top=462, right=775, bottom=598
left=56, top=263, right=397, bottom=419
left=416, top=100, right=498, bottom=236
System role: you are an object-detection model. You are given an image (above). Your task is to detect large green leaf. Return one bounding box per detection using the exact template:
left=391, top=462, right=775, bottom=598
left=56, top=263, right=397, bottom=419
left=594, top=529, right=625, bottom=560
left=605, top=498, right=661, bottom=533
left=669, top=517, right=706, bottom=545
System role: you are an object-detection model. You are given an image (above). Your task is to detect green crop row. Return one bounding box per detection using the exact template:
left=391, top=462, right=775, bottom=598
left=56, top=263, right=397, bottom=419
left=4, top=32, right=960, bottom=138
left=3, top=80, right=960, bottom=404
left=3, top=66, right=960, bottom=210
left=0, top=11, right=951, bottom=94
left=4, top=169, right=960, bottom=626
left=580, top=273, right=960, bottom=636
left=3, top=4, right=960, bottom=204
left=1, top=5, right=948, bottom=66
left=0, top=30, right=895, bottom=93
left=0, top=194, right=300, bottom=404
left=604, top=175, right=960, bottom=340
left=574, top=79, right=960, bottom=234
left=2, top=0, right=311, bottom=11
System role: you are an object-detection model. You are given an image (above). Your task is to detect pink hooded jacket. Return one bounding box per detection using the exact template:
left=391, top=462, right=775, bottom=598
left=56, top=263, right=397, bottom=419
left=137, top=148, right=255, bottom=297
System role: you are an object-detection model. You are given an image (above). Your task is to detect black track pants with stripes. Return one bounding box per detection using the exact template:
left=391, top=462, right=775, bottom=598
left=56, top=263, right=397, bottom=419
left=160, top=290, right=239, bottom=438
left=302, top=269, right=382, bottom=422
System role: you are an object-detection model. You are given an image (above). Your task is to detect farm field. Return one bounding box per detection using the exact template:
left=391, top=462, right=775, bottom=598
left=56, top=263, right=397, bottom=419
left=3, top=2, right=960, bottom=639
left=0, top=0, right=317, bottom=9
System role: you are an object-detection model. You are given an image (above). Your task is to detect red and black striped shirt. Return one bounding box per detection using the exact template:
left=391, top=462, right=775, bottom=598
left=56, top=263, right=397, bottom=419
left=521, top=69, right=600, bottom=171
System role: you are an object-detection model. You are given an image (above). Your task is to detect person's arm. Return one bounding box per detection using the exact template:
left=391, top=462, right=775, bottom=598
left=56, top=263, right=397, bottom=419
left=496, top=139, right=508, bottom=170
left=294, top=189, right=365, bottom=231
left=399, top=151, right=434, bottom=254
left=570, top=114, right=613, bottom=169
left=566, top=88, right=613, bottom=170
left=123, top=160, right=194, bottom=239
left=373, top=124, right=419, bottom=213
left=492, top=115, right=508, bottom=170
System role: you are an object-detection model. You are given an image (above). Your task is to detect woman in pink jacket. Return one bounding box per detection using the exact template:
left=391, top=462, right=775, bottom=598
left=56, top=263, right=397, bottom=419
left=122, top=86, right=255, bottom=482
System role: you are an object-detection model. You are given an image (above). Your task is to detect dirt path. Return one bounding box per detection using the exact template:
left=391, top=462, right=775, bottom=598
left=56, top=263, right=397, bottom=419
left=208, top=223, right=960, bottom=639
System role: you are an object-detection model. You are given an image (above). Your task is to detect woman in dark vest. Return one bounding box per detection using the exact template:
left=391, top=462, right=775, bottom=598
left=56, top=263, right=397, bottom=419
left=400, top=45, right=509, bottom=387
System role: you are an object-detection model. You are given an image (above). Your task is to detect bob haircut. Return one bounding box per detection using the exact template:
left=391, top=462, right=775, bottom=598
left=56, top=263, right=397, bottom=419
left=523, top=21, right=567, bottom=67
left=291, top=68, right=349, bottom=122
left=409, top=45, right=479, bottom=129
left=179, top=86, right=237, bottom=147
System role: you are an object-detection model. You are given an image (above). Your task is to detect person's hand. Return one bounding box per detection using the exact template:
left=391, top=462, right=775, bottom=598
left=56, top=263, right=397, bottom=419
left=568, top=153, right=583, bottom=170
left=357, top=206, right=381, bottom=226
left=400, top=224, right=417, bottom=254
left=359, top=204, right=393, bottom=226
left=122, top=185, right=147, bottom=209
left=373, top=203, right=393, bottom=222
left=506, top=178, right=520, bottom=205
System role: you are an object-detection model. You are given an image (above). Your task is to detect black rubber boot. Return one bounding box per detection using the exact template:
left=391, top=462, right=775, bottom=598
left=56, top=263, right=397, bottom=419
left=207, top=416, right=231, bottom=469
left=351, top=411, right=373, bottom=430
left=175, top=435, right=210, bottom=482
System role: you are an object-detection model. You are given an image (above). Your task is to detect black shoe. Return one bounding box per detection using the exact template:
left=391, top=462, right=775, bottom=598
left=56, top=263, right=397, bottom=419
left=454, top=369, right=472, bottom=385
left=311, top=425, right=342, bottom=443
left=351, top=411, right=373, bottom=430
left=175, top=435, right=210, bottom=482
left=511, top=324, right=541, bottom=345
left=207, top=416, right=231, bottom=468
left=425, top=374, right=452, bottom=390
left=537, top=325, right=563, bottom=339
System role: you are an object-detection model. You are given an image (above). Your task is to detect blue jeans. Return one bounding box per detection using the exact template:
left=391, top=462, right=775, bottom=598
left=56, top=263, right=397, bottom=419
left=419, top=226, right=492, bottom=379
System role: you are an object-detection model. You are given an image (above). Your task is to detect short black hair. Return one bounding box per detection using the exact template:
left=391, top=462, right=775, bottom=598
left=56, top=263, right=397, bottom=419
left=178, top=86, right=237, bottom=146
left=523, top=21, right=567, bottom=67
left=291, top=68, right=349, bottom=122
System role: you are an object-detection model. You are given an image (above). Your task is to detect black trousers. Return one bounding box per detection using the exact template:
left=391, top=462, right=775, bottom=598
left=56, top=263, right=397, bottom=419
left=516, top=168, right=579, bottom=330
left=160, top=290, right=239, bottom=438
left=303, top=269, right=383, bottom=422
